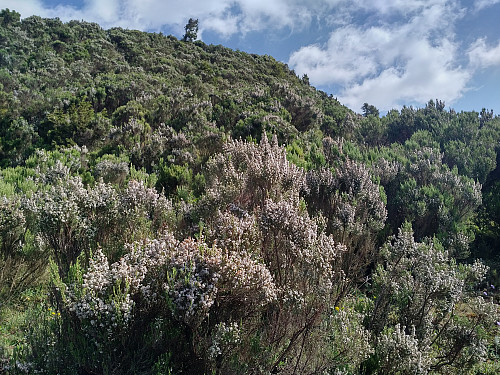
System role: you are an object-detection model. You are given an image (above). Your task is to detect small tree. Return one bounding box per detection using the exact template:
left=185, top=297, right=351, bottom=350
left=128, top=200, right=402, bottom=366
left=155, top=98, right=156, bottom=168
left=183, top=18, right=198, bottom=42
left=0, top=8, right=21, bottom=26
left=362, top=102, right=380, bottom=117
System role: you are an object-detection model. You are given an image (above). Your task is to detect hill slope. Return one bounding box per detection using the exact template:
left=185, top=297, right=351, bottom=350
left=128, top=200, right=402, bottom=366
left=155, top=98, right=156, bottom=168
left=1, top=9, right=500, bottom=374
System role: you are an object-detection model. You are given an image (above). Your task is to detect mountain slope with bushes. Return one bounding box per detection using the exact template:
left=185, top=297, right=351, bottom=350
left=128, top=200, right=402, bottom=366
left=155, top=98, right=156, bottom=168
left=1, top=9, right=500, bottom=374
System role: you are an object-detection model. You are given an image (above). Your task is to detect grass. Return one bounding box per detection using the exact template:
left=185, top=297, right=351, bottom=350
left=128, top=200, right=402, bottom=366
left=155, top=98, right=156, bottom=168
left=0, top=287, right=47, bottom=362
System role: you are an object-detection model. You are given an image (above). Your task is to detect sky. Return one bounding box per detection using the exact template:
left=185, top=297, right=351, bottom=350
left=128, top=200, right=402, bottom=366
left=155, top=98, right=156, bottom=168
left=2, top=0, right=500, bottom=115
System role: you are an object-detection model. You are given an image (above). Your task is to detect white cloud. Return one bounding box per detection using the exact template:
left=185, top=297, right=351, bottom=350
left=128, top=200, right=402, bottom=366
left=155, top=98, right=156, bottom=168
left=289, top=0, right=471, bottom=111
left=84, top=0, right=121, bottom=24
left=0, top=0, right=337, bottom=36
left=354, top=0, right=450, bottom=15
left=468, top=38, right=500, bottom=68
left=0, top=0, right=130, bottom=28
left=201, top=15, right=240, bottom=38
left=473, top=0, right=500, bottom=11
left=339, top=40, right=470, bottom=110
left=0, top=0, right=46, bottom=18
left=0, top=0, right=463, bottom=39
left=289, top=26, right=382, bottom=85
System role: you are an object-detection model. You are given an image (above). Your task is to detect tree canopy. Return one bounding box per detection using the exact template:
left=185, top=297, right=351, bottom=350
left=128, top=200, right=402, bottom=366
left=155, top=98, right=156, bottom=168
left=182, top=18, right=198, bottom=42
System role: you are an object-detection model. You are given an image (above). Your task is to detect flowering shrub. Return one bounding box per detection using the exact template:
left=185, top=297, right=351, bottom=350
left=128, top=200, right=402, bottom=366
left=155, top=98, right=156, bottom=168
left=260, top=198, right=342, bottom=294
left=203, top=133, right=304, bottom=212
left=367, top=223, right=499, bottom=373
left=206, top=206, right=262, bottom=255
left=25, top=173, right=90, bottom=276
left=303, top=160, right=387, bottom=291
left=376, top=324, right=432, bottom=375
left=324, top=299, right=373, bottom=373
left=199, top=136, right=382, bottom=373
left=16, top=229, right=281, bottom=373
left=94, top=158, right=129, bottom=185
left=26, top=166, right=173, bottom=276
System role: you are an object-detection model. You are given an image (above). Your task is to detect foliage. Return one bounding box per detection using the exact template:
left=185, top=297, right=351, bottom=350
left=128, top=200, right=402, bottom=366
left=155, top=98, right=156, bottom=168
left=1, top=10, right=500, bottom=374
left=182, top=18, right=198, bottom=42
left=366, top=223, right=498, bottom=374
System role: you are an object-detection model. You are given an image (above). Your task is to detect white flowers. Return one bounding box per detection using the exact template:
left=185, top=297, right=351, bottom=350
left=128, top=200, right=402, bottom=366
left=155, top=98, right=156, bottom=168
left=204, top=133, right=305, bottom=210
left=64, top=229, right=279, bottom=339
left=377, top=324, right=431, bottom=375
left=371, top=223, right=499, bottom=372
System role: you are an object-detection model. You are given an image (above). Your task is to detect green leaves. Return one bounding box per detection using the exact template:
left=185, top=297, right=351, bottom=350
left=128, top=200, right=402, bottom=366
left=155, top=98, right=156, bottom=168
left=2, top=10, right=500, bottom=375
left=369, top=224, right=497, bottom=373
left=182, top=18, right=198, bottom=42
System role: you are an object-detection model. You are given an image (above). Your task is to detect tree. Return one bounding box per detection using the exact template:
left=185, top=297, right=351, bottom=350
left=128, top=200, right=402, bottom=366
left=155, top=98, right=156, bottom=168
left=0, top=8, right=21, bottom=26
left=362, top=102, right=379, bottom=117
left=182, top=18, right=198, bottom=42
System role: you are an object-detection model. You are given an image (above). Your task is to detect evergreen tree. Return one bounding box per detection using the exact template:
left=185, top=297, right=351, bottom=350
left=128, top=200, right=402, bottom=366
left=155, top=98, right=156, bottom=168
left=182, top=18, right=198, bottom=42
left=362, top=102, right=380, bottom=117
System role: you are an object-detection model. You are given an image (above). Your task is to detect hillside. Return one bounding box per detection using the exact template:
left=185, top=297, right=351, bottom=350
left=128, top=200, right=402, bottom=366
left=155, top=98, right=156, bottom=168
left=1, top=9, right=500, bottom=374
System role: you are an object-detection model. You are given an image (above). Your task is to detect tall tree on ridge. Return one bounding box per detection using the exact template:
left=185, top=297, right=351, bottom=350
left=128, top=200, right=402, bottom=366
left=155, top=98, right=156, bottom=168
left=183, top=18, right=198, bottom=42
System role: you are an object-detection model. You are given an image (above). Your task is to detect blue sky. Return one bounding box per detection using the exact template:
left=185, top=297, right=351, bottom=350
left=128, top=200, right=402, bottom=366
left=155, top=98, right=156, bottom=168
left=2, top=0, right=500, bottom=115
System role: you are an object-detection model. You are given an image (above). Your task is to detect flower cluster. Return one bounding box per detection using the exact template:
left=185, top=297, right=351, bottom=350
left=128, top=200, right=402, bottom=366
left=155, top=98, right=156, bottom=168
left=327, top=302, right=373, bottom=371
left=371, top=223, right=499, bottom=372
left=64, top=229, right=279, bottom=342
left=370, top=157, right=401, bottom=184
left=204, top=133, right=305, bottom=211
left=26, top=171, right=173, bottom=275
left=377, top=324, right=431, bottom=375
left=303, top=161, right=386, bottom=287
left=94, top=159, right=129, bottom=184
left=165, top=239, right=221, bottom=325
left=205, top=207, right=261, bottom=255
left=218, top=249, right=277, bottom=308
left=66, top=247, right=135, bottom=340
left=260, top=199, right=343, bottom=302
left=208, top=321, right=241, bottom=360
left=304, top=160, right=387, bottom=237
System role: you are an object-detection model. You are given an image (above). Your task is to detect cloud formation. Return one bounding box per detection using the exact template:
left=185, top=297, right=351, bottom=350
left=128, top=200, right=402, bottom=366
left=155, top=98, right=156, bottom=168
left=289, top=1, right=475, bottom=111
left=473, top=0, right=500, bottom=11
left=3, top=0, right=333, bottom=35
left=468, top=38, right=500, bottom=68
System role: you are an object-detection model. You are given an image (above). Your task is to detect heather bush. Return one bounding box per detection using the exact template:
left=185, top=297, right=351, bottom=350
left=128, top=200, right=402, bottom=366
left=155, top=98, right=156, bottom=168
left=93, top=156, right=129, bottom=185
left=322, top=297, right=374, bottom=373
left=14, top=135, right=373, bottom=374
left=366, top=223, right=499, bottom=374
left=391, top=146, right=482, bottom=241
left=25, top=172, right=91, bottom=276
left=204, top=198, right=367, bottom=373
left=203, top=133, right=304, bottom=212
left=14, top=232, right=279, bottom=374
left=0, top=195, right=47, bottom=301
left=207, top=137, right=407, bottom=372
left=303, top=160, right=387, bottom=293
left=375, top=324, right=432, bottom=375
left=26, top=162, right=173, bottom=277
left=256, top=199, right=346, bottom=373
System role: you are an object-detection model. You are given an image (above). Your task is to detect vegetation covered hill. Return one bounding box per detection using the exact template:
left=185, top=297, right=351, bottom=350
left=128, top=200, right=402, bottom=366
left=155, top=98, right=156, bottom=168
left=1, top=8, right=500, bottom=374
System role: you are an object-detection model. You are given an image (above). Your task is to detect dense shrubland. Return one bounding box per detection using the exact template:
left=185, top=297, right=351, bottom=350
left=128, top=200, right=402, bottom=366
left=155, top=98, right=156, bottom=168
left=0, top=9, right=500, bottom=374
